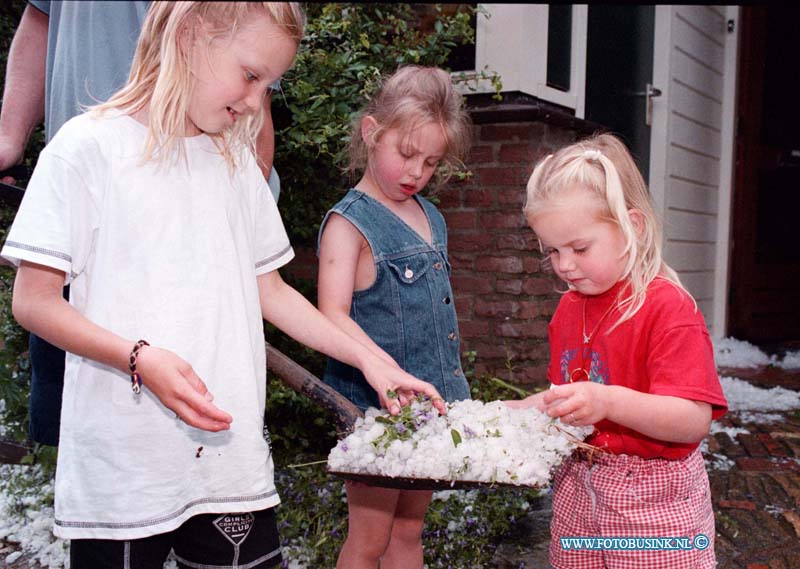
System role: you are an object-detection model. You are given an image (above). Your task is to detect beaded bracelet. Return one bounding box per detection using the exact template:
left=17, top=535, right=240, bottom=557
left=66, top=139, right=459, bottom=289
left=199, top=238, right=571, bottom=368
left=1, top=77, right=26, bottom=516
left=129, top=339, right=150, bottom=394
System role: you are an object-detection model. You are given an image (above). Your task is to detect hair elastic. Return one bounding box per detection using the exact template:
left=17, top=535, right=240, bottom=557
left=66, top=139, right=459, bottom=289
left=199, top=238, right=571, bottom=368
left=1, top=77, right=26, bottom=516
left=583, top=149, right=603, bottom=161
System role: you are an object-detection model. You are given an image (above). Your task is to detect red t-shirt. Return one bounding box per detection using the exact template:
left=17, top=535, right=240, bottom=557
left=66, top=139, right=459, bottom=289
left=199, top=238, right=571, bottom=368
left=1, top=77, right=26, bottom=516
left=548, top=278, right=728, bottom=459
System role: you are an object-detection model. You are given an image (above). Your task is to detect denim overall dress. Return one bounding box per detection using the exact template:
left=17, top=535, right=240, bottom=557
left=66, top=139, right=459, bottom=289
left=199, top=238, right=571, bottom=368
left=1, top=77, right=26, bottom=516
left=318, top=189, right=471, bottom=411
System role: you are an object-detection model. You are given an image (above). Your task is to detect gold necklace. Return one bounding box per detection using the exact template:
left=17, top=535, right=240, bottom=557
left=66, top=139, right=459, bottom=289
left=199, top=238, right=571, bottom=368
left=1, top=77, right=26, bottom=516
left=581, top=297, right=616, bottom=344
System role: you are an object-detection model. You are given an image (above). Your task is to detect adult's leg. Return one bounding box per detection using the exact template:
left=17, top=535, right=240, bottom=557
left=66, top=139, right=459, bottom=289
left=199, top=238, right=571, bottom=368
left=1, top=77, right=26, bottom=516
left=27, top=332, right=65, bottom=445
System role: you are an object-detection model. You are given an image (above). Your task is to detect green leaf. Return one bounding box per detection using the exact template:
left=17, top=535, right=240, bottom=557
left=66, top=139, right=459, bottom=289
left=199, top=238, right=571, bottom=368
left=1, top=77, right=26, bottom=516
left=451, top=428, right=462, bottom=447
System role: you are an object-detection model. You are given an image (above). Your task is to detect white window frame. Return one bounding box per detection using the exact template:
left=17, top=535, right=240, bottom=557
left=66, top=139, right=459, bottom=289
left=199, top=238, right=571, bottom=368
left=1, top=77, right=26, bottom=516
left=455, top=4, right=588, bottom=118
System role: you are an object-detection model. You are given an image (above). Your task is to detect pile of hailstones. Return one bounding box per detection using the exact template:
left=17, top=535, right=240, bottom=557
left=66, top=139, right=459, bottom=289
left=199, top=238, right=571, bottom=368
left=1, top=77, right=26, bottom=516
left=327, top=396, right=593, bottom=487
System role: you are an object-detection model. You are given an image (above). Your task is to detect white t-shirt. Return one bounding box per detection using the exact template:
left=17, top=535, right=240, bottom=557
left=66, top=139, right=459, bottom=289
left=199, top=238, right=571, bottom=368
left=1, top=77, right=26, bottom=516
left=1, top=112, right=294, bottom=540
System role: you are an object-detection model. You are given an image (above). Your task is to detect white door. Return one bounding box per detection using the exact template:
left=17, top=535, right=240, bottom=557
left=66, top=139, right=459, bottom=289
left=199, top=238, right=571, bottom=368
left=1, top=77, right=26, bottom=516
left=648, top=5, right=740, bottom=337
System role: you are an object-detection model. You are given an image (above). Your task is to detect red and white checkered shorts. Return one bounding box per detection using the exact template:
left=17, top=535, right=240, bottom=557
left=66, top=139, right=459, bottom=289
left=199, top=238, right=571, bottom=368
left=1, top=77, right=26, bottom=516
left=549, top=448, right=716, bottom=569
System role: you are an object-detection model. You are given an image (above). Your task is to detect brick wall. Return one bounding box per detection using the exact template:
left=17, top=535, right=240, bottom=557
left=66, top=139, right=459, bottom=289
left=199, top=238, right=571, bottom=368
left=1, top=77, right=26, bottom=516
left=284, top=95, right=601, bottom=390
left=438, top=114, right=585, bottom=388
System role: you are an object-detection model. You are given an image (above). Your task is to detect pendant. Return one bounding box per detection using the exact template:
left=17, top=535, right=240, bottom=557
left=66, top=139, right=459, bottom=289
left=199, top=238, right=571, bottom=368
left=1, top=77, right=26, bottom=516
left=582, top=333, right=590, bottom=344
left=569, top=368, right=590, bottom=382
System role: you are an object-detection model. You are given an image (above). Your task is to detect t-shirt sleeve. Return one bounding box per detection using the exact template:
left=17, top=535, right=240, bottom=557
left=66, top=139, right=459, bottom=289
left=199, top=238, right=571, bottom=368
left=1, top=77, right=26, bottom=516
left=1, top=146, right=99, bottom=283
left=646, top=295, right=728, bottom=419
left=246, top=155, right=294, bottom=275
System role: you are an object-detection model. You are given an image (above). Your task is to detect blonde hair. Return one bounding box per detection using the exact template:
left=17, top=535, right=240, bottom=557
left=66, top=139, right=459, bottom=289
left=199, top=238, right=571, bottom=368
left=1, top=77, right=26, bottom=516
left=91, top=2, right=305, bottom=169
left=346, top=65, right=472, bottom=188
left=523, top=133, right=692, bottom=331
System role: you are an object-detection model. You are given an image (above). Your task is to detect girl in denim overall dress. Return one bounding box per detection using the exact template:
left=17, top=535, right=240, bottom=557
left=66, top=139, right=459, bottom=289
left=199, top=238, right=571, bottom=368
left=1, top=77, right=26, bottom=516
left=317, top=66, right=472, bottom=568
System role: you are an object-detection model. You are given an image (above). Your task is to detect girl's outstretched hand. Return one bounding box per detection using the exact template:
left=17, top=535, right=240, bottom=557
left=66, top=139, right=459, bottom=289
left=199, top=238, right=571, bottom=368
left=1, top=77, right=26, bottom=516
left=542, top=382, right=609, bottom=426
left=503, top=391, right=547, bottom=412
left=361, top=359, right=447, bottom=416
left=135, top=345, right=233, bottom=431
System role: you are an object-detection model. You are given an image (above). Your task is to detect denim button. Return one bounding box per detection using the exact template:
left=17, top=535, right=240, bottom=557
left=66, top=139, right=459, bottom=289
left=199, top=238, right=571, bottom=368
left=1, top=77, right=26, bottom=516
left=404, top=268, right=414, bottom=279
left=448, top=332, right=457, bottom=340
left=454, top=369, right=461, bottom=376
left=433, top=262, right=443, bottom=270
left=443, top=296, right=451, bottom=304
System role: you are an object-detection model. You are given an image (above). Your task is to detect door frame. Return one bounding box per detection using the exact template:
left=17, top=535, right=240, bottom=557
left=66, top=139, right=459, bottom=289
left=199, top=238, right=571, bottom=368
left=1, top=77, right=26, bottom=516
left=648, top=5, right=740, bottom=338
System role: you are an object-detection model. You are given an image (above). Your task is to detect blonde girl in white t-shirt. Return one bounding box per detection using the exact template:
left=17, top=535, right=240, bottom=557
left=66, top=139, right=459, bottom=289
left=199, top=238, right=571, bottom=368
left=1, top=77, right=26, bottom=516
left=1, top=3, right=444, bottom=568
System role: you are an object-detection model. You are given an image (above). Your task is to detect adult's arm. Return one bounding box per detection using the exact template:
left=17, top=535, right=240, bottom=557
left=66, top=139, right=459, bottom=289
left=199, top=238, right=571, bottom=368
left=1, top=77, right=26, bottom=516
left=0, top=4, right=48, bottom=179
left=255, top=91, right=275, bottom=180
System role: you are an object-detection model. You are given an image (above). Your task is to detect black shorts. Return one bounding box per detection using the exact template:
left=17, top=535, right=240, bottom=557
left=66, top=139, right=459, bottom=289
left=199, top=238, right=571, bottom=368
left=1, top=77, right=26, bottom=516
left=69, top=508, right=282, bottom=569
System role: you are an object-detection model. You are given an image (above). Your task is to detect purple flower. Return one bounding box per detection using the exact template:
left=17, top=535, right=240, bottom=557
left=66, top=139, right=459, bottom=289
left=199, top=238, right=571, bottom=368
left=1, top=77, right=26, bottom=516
left=396, top=423, right=407, bottom=434
left=341, top=443, right=349, bottom=452
left=463, top=424, right=477, bottom=438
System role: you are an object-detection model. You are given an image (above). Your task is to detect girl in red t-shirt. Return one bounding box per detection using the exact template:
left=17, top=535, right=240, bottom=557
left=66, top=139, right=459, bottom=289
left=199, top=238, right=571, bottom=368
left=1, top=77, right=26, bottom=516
left=508, top=133, right=727, bottom=569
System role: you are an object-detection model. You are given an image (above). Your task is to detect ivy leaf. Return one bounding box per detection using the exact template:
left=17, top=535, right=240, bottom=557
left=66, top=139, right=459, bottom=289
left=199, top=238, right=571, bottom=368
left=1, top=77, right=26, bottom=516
left=451, top=428, right=462, bottom=447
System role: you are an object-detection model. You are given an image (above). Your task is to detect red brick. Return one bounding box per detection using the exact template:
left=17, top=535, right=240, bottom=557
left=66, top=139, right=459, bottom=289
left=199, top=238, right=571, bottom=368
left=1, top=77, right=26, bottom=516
left=738, top=434, right=769, bottom=457
left=437, top=189, right=462, bottom=209
left=496, top=233, right=540, bottom=251
left=458, top=320, right=490, bottom=338
left=744, top=564, right=770, bottom=569
left=475, top=299, right=520, bottom=318
left=479, top=123, right=544, bottom=142
left=496, top=279, right=523, bottom=295
left=480, top=211, right=528, bottom=230
left=469, top=145, right=494, bottom=164
left=495, top=320, right=549, bottom=339
left=544, top=125, right=577, bottom=147
left=470, top=341, right=513, bottom=359
left=523, top=277, right=557, bottom=295
left=523, top=342, right=551, bottom=362
left=540, top=297, right=561, bottom=317
left=499, top=143, right=540, bottom=164
left=523, top=257, right=544, bottom=274
left=464, top=189, right=494, bottom=207
left=518, top=364, right=550, bottom=385
left=448, top=252, right=475, bottom=270
left=443, top=210, right=478, bottom=230
left=447, top=233, right=494, bottom=253
left=736, top=457, right=800, bottom=472
left=450, top=274, right=493, bottom=295
left=476, top=256, right=524, bottom=274
left=472, top=362, right=489, bottom=377
left=718, top=499, right=757, bottom=511
left=477, top=166, right=528, bottom=186
left=497, top=187, right=528, bottom=206
left=757, top=433, right=789, bottom=457
left=518, top=301, right=543, bottom=319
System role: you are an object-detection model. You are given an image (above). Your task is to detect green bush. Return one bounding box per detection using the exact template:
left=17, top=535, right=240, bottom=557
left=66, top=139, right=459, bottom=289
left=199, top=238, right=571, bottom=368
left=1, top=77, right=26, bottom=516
left=275, top=461, right=543, bottom=568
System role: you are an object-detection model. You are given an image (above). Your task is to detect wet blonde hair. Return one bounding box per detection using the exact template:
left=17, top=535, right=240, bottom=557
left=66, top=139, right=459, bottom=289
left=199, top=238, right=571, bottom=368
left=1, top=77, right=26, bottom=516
left=346, top=65, right=472, bottom=188
left=91, top=2, right=305, bottom=169
left=523, top=133, right=692, bottom=331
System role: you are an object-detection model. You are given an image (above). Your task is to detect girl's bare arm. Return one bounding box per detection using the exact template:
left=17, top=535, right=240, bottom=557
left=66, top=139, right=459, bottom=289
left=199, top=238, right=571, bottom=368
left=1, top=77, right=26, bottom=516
left=12, top=261, right=232, bottom=431
left=257, top=269, right=446, bottom=414
left=317, top=213, right=396, bottom=365
left=543, top=382, right=712, bottom=443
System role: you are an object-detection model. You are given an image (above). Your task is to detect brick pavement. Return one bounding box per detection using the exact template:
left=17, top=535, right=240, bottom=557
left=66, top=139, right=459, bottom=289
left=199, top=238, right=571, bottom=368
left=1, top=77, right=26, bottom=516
left=492, top=364, right=800, bottom=569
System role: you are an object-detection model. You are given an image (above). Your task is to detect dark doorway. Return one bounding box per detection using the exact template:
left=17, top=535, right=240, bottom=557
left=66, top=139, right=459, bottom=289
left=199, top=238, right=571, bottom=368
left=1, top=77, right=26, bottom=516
left=728, top=6, right=800, bottom=342
left=584, top=6, right=655, bottom=180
